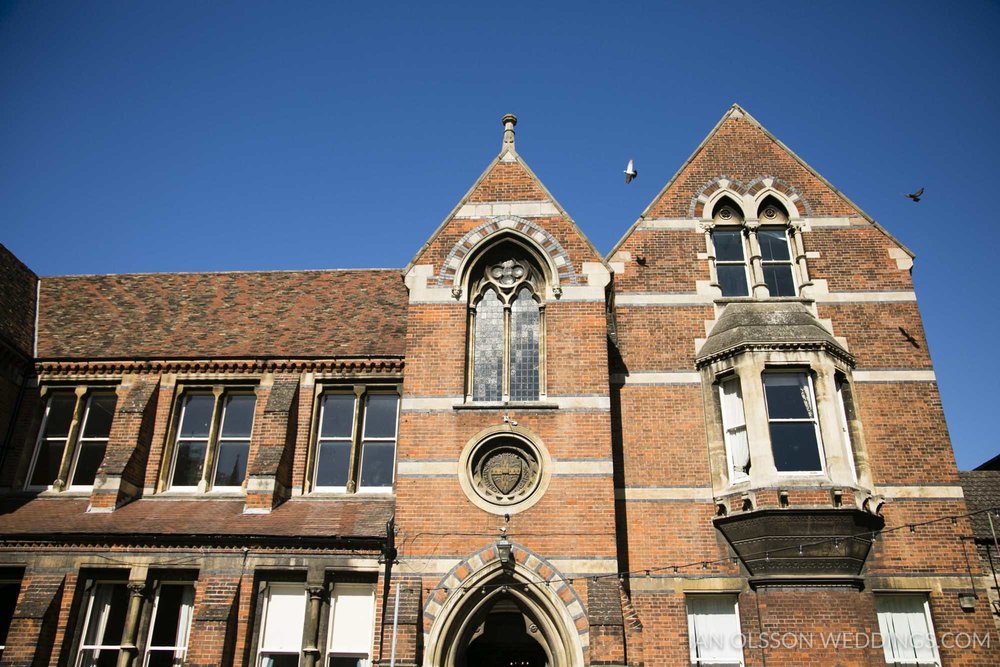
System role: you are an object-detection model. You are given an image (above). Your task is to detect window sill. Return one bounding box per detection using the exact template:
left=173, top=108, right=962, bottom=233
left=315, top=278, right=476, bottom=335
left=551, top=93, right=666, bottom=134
left=154, top=490, right=246, bottom=499
left=300, top=492, right=396, bottom=500
left=714, top=296, right=813, bottom=305
left=454, top=401, right=559, bottom=411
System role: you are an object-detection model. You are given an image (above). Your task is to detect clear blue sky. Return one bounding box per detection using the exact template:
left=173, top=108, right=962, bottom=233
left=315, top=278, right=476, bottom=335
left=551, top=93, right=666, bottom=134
left=2, top=2, right=997, bottom=469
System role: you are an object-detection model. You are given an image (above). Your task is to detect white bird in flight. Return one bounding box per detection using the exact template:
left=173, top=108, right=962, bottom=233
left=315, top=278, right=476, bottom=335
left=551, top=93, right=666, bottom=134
left=624, top=159, right=637, bottom=184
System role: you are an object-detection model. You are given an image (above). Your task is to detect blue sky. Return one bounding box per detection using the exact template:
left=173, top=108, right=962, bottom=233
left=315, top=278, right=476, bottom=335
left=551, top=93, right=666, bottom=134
left=2, top=2, right=998, bottom=468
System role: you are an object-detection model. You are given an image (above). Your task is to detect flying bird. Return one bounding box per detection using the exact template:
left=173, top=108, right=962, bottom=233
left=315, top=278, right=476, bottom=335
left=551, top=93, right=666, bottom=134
left=898, top=326, right=920, bottom=348
left=905, top=187, right=924, bottom=202
left=624, top=159, right=637, bottom=184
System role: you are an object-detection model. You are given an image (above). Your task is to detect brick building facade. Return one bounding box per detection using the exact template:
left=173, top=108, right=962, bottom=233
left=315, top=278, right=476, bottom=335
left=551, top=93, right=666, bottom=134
left=0, top=106, right=995, bottom=666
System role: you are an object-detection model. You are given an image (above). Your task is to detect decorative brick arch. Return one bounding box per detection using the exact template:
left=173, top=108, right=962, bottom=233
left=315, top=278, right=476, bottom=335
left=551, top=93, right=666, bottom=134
left=689, top=175, right=813, bottom=219
left=422, top=541, right=590, bottom=655
left=436, top=216, right=579, bottom=289
left=745, top=175, right=812, bottom=217
left=689, top=176, right=747, bottom=219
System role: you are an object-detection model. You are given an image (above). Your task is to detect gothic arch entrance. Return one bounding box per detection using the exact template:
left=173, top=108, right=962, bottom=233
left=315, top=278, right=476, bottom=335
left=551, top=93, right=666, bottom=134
left=424, top=556, right=585, bottom=667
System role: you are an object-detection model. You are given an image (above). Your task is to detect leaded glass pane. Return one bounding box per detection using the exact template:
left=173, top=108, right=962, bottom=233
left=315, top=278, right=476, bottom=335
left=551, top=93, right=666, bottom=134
left=509, top=288, right=539, bottom=401
left=473, top=290, right=503, bottom=402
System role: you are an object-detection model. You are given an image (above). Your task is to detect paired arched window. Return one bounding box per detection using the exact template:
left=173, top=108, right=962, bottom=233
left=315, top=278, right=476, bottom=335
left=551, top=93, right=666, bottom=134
left=708, top=195, right=800, bottom=298
left=466, top=246, right=545, bottom=402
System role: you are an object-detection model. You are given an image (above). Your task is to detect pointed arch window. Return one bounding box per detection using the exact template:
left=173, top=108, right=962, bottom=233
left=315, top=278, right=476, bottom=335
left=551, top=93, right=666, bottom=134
left=468, top=255, right=545, bottom=402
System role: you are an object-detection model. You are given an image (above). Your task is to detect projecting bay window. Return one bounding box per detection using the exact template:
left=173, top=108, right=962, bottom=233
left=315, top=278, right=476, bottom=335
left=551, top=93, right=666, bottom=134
left=763, top=372, right=824, bottom=473
left=467, top=254, right=545, bottom=403
left=311, top=387, right=399, bottom=494
left=27, top=387, right=118, bottom=491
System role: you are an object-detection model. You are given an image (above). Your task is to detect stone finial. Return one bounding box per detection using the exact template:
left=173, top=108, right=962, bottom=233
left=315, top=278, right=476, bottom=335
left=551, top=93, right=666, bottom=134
left=502, top=113, right=517, bottom=152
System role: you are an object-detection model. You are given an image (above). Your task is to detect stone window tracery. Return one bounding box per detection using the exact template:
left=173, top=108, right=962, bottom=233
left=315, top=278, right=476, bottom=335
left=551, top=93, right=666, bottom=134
left=467, top=251, right=546, bottom=403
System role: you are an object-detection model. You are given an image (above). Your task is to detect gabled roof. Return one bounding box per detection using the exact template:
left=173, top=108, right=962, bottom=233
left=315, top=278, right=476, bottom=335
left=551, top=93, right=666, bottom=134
left=609, top=104, right=914, bottom=259
left=407, top=117, right=609, bottom=273
left=36, top=268, right=408, bottom=360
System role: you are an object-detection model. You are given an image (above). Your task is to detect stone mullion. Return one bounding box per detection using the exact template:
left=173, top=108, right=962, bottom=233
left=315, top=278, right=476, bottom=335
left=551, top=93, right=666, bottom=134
left=303, top=385, right=325, bottom=494
left=744, top=222, right=768, bottom=299
left=198, top=387, right=225, bottom=493
left=302, top=584, right=326, bottom=667
left=501, top=304, right=511, bottom=402
left=116, top=581, right=147, bottom=667
left=346, top=386, right=366, bottom=493
left=790, top=223, right=813, bottom=298
left=537, top=305, right=547, bottom=400
left=53, top=386, right=87, bottom=491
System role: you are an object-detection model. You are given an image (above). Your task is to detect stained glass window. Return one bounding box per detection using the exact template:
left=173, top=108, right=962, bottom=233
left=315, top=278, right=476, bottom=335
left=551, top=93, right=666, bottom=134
left=509, top=287, right=540, bottom=401
left=473, top=289, right=504, bottom=401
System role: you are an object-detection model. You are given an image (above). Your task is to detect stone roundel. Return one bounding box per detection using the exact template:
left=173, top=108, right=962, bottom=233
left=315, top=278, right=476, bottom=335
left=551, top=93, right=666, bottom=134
left=458, top=426, right=551, bottom=514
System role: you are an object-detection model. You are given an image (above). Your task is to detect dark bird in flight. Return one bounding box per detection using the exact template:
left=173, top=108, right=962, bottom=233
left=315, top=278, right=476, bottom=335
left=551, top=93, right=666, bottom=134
left=905, top=187, right=924, bottom=202
left=624, top=159, right=637, bottom=184
left=898, top=326, right=920, bottom=348
left=635, top=255, right=647, bottom=266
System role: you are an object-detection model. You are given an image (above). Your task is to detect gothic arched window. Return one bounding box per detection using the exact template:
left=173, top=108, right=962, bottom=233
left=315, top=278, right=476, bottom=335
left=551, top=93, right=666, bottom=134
left=468, top=252, right=545, bottom=402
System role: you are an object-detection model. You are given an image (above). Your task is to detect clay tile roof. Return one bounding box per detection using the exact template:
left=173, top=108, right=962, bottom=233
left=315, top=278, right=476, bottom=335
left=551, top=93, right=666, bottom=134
left=36, top=269, right=407, bottom=360
left=959, top=470, right=1000, bottom=540
left=0, top=497, right=393, bottom=542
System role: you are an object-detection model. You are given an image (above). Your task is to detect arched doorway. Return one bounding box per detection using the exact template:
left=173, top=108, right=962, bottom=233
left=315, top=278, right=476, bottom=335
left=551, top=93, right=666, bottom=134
left=462, top=596, right=549, bottom=667
left=424, top=557, right=585, bottom=667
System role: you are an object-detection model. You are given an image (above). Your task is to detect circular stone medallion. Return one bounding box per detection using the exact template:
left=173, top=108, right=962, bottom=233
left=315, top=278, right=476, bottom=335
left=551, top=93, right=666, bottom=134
left=458, top=428, right=550, bottom=514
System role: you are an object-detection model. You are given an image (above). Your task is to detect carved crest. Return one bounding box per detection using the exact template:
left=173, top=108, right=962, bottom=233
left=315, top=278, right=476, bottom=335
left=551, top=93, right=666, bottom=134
left=469, top=438, right=542, bottom=506
left=485, top=451, right=524, bottom=495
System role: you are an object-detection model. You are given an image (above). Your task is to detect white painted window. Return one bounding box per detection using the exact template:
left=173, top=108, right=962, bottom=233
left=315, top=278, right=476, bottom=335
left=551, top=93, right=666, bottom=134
left=258, top=583, right=306, bottom=667
left=686, top=594, right=743, bottom=666
left=27, top=389, right=117, bottom=490
left=719, top=377, right=749, bottom=483
left=326, top=583, right=376, bottom=667
left=875, top=594, right=940, bottom=666
left=762, top=372, right=824, bottom=473
left=712, top=228, right=750, bottom=297
left=143, top=583, right=194, bottom=667
left=77, top=582, right=129, bottom=667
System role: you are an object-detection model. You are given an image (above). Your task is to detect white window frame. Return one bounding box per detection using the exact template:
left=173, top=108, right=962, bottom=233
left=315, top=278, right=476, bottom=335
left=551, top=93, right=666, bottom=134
left=711, top=227, right=751, bottom=298
left=357, top=392, right=400, bottom=494
left=26, top=388, right=118, bottom=492
left=311, top=387, right=399, bottom=495
left=757, top=225, right=797, bottom=298
left=326, top=583, right=376, bottom=667
left=875, top=594, right=941, bottom=666
left=76, top=581, right=129, bottom=667
left=686, top=593, right=744, bottom=666
left=256, top=582, right=307, bottom=667
left=762, top=370, right=826, bottom=476
left=142, top=581, right=195, bottom=667
left=313, top=392, right=358, bottom=494
left=166, top=388, right=256, bottom=493
left=718, top=376, right=749, bottom=485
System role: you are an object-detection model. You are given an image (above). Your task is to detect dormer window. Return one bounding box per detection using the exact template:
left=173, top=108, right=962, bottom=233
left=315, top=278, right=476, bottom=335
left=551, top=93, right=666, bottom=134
left=467, top=246, right=546, bottom=403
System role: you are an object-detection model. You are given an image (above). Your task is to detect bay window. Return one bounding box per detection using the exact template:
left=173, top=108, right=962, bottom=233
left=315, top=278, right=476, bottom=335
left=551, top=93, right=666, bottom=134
left=762, top=372, right=824, bottom=473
